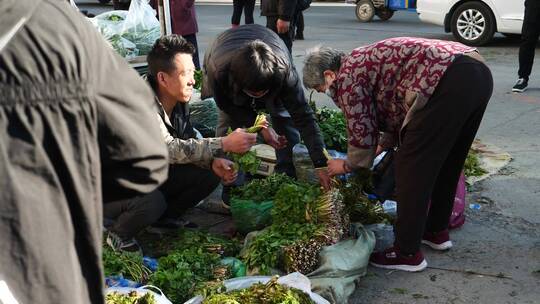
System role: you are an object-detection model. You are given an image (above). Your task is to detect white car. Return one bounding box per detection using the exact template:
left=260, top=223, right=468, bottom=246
left=417, top=0, right=525, bottom=46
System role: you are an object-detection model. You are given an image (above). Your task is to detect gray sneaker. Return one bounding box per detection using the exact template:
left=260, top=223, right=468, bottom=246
left=106, top=232, right=142, bottom=254
left=196, top=199, right=231, bottom=215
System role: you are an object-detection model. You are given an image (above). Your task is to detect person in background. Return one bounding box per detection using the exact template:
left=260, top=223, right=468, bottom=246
left=295, top=10, right=304, bottom=40
left=0, top=0, right=169, bottom=303
left=202, top=24, right=331, bottom=194
left=303, top=37, right=492, bottom=272
left=512, top=0, right=540, bottom=93
left=260, top=0, right=298, bottom=53
left=151, top=0, right=201, bottom=69
left=231, top=0, right=256, bottom=28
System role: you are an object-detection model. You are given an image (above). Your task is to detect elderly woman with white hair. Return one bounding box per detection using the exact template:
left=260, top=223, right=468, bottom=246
left=302, top=37, right=493, bottom=272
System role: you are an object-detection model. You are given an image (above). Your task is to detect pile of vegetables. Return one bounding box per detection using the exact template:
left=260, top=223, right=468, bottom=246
left=231, top=173, right=296, bottom=202
left=106, top=291, right=156, bottom=304
left=227, top=114, right=268, bottom=174
left=103, top=230, right=241, bottom=304
left=203, top=276, right=315, bottom=304
left=241, top=180, right=348, bottom=275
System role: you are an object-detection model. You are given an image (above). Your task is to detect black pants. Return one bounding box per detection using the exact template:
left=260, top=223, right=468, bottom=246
left=394, top=56, right=493, bottom=254
left=266, top=16, right=295, bottom=53
left=104, top=164, right=219, bottom=238
left=518, top=0, right=540, bottom=80
left=232, top=0, right=256, bottom=25
left=183, top=34, right=201, bottom=70
left=296, top=11, right=304, bottom=35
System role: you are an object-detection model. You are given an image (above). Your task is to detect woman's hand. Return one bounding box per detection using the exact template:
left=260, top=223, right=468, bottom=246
left=327, top=159, right=349, bottom=177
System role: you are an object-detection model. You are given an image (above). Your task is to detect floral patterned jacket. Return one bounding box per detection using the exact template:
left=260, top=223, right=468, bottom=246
left=329, top=37, right=478, bottom=169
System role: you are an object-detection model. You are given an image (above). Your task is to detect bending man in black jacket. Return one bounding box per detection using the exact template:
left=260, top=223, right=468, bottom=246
left=202, top=24, right=331, bottom=190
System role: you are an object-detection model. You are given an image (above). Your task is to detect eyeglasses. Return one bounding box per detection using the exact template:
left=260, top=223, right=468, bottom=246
left=243, top=89, right=269, bottom=99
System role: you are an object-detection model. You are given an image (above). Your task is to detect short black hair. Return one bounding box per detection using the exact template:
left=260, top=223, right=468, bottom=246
left=147, top=34, right=195, bottom=78
left=229, top=40, right=285, bottom=92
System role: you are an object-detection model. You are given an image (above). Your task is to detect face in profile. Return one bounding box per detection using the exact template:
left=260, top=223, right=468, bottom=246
left=161, top=53, right=195, bottom=103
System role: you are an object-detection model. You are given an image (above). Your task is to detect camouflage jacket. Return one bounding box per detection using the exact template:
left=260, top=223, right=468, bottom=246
left=155, top=97, right=223, bottom=168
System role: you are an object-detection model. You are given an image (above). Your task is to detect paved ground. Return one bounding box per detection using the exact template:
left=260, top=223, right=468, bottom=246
left=79, top=2, right=540, bottom=303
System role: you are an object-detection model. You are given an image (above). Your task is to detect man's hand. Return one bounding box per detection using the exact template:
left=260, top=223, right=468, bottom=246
left=327, top=159, right=349, bottom=177
left=276, top=19, right=290, bottom=34
left=316, top=168, right=332, bottom=191
left=211, top=158, right=238, bottom=185
left=222, top=128, right=257, bottom=154
left=261, top=127, right=287, bottom=150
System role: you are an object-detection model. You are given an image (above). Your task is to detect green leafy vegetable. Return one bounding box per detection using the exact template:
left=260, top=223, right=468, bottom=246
left=106, top=291, right=156, bottom=304
left=102, top=246, right=151, bottom=283
left=231, top=173, right=296, bottom=202
left=203, top=276, right=314, bottom=304
left=464, top=150, right=487, bottom=178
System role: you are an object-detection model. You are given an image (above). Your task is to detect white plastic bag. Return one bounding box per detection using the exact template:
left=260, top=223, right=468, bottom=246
left=184, top=272, right=330, bottom=304
left=121, top=0, right=161, bottom=56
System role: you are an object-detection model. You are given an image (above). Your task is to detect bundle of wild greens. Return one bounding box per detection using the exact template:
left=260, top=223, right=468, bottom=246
left=102, top=246, right=151, bottom=283
left=105, top=291, right=156, bottom=304
left=315, top=107, right=348, bottom=153
left=231, top=173, right=296, bottom=202
left=227, top=114, right=267, bottom=174
left=202, top=276, right=315, bottom=304
left=148, top=247, right=228, bottom=303
left=242, top=180, right=348, bottom=274
left=339, top=171, right=393, bottom=225
left=464, top=149, right=487, bottom=178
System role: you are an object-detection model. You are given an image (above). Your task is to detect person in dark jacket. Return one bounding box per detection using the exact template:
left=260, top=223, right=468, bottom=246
left=202, top=24, right=331, bottom=190
left=231, top=0, right=256, bottom=28
left=261, top=0, right=298, bottom=53
left=512, top=0, right=540, bottom=93
left=0, top=0, right=168, bottom=303
left=151, top=0, right=201, bottom=69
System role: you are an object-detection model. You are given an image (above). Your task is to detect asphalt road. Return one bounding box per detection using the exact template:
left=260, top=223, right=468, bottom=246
left=79, top=2, right=540, bottom=303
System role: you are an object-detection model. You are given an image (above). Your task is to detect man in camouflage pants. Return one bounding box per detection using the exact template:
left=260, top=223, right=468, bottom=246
left=104, top=35, right=257, bottom=253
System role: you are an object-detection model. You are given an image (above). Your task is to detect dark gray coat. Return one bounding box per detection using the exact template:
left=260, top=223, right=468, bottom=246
left=0, top=1, right=168, bottom=303
left=202, top=24, right=326, bottom=168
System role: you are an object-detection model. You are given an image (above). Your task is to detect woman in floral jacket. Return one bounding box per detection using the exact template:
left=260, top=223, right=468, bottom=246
left=303, top=37, right=493, bottom=272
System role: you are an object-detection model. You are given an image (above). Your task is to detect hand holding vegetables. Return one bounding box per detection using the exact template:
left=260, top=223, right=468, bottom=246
left=222, top=128, right=257, bottom=154
left=261, top=127, right=288, bottom=150
left=226, top=114, right=269, bottom=174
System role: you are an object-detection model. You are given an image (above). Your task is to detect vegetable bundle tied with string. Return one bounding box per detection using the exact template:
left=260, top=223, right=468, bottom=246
left=228, top=114, right=268, bottom=174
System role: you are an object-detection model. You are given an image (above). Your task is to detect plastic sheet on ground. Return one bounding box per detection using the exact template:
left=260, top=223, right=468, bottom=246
left=184, top=272, right=330, bottom=304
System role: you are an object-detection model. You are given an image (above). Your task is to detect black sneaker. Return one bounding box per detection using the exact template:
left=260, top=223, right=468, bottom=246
left=512, top=78, right=528, bottom=92
left=106, top=232, right=142, bottom=254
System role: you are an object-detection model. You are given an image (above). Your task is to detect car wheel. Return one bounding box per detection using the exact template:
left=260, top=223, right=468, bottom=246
left=376, top=8, right=394, bottom=21
left=356, top=0, right=376, bottom=22
left=451, top=1, right=495, bottom=46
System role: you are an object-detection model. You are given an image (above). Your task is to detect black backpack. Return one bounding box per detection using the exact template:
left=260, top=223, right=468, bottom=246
left=296, top=0, right=312, bottom=11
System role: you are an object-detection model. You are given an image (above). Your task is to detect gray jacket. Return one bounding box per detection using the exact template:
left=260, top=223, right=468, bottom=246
left=0, top=1, right=168, bottom=303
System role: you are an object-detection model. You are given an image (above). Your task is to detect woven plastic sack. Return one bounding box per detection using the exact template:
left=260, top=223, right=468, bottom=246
left=230, top=198, right=273, bottom=235
left=190, top=92, right=218, bottom=138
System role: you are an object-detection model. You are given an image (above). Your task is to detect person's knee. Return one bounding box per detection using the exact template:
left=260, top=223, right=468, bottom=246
left=141, top=190, right=167, bottom=221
